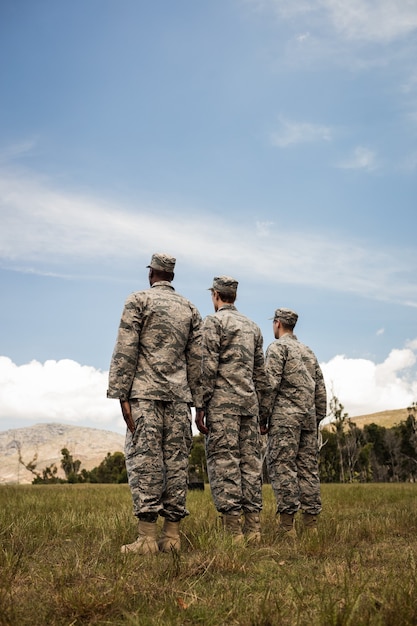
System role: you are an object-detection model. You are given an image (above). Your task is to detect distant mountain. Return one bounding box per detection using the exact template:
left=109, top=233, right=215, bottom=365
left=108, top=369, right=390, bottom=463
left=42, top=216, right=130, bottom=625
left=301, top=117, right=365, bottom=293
left=1, top=409, right=411, bottom=484
left=321, top=407, right=410, bottom=431
left=347, top=408, right=410, bottom=429
left=0, top=423, right=125, bottom=485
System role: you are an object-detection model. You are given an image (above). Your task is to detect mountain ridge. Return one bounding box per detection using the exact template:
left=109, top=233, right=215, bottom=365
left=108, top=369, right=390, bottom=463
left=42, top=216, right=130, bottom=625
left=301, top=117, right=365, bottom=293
left=344, top=407, right=410, bottom=429
left=0, top=422, right=124, bottom=485
left=0, top=408, right=412, bottom=484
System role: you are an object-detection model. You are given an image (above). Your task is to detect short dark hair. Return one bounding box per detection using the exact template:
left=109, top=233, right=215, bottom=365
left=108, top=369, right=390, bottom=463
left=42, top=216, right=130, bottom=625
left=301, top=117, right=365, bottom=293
left=217, top=291, right=236, bottom=304
left=279, top=320, right=294, bottom=331
left=152, top=268, right=174, bottom=282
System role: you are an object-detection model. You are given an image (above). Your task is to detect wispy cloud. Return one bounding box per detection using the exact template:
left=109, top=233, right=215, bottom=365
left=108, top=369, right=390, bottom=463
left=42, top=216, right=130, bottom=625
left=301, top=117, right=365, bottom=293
left=336, top=146, right=378, bottom=171
left=246, top=0, right=417, bottom=43
left=270, top=116, right=332, bottom=147
left=0, top=139, right=38, bottom=164
left=256, top=221, right=274, bottom=237
left=0, top=168, right=416, bottom=306
left=324, top=0, right=417, bottom=43
left=244, top=0, right=417, bottom=80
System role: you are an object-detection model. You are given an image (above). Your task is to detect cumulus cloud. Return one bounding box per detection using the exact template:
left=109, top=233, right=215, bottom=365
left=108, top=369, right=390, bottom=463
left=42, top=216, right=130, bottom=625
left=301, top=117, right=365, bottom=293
left=406, top=338, right=417, bottom=351
left=1, top=342, right=416, bottom=433
left=0, top=356, right=123, bottom=433
left=1, top=168, right=416, bottom=307
left=321, top=344, right=417, bottom=418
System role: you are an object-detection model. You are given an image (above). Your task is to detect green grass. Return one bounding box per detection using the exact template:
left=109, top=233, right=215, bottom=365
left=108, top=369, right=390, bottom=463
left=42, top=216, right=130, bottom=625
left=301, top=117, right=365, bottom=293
left=1, top=483, right=417, bottom=625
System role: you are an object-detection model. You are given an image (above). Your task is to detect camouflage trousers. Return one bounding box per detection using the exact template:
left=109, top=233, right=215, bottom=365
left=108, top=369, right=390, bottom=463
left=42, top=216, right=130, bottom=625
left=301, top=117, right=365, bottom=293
left=125, top=399, right=193, bottom=522
left=267, top=419, right=322, bottom=516
left=205, top=411, right=262, bottom=515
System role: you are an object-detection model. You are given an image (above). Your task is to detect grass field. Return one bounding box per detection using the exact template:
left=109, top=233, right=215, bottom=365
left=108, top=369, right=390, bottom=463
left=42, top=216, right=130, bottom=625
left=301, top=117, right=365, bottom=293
left=1, top=483, right=417, bottom=625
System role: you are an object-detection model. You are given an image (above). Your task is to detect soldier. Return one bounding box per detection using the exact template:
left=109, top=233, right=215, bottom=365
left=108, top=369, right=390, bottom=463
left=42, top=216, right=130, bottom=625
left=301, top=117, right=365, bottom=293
left=195, top=276, right=270, bottom=543
left=262, top=308, right=327, bottom=537
left=107, top=252, right=203, bottom=554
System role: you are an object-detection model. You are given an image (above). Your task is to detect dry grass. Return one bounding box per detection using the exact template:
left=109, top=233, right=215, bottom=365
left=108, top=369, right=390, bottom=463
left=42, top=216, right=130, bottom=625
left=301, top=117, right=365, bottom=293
left=349, top=408, right=409, bottom=429
left=1, top=483, right=417, bottom=625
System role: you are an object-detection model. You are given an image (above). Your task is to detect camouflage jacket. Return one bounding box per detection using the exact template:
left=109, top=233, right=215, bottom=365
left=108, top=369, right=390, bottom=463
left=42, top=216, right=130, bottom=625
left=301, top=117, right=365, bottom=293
left=107, top=281, right=203, bottom=406
left=265, top=334, right=327, bottom=429
left=201, top=305, right=271, bottom=420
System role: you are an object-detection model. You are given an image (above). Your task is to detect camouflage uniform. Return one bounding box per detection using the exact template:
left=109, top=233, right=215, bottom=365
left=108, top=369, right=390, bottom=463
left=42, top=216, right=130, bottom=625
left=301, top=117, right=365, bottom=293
left=202, top=276, right=270, bottom=516
left=107, top=253, right=202, bottom=522
left=265, top=308, right=327, bottom=516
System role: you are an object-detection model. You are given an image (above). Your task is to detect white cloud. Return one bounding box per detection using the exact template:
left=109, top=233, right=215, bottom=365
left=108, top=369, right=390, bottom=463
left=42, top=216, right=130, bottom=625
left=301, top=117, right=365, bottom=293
left=321, top=344, right=417, bottom=418
left=1, top=343, right=416, bottom=433
left=0, top=356, right=123, bottom=432
left=244, top=0, right=417, bottom=80
left=256, top=221, right=274, bottom=236
left=271, top=116, right=332, bottom=147
left=0, top=139, right=38, bottom=164
left=324, top=0, right=417, bottom=43
left=337, top=146, right=378, bottom=171
left=246, top=0, right=417, bottom=43
left=0, top=167, right=416, bottom=307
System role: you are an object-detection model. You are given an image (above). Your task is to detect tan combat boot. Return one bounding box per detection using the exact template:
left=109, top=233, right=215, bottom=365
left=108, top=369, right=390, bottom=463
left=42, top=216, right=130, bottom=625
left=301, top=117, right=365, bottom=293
left=243, top=512, right=261, bottom=544
left=278, top=512, right=297, bottom=541
left=158, top=520, right=181, bottom=553
left=302, top=512, right=318, bottom=535
left=121, top=520, right=159, bottom=554
left=223, top=513, right=245, bottom=544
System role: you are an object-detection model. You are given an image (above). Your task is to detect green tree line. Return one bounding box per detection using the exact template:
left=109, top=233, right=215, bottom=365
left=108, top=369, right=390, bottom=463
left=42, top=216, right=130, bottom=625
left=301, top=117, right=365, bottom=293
left=319, top=397, right=417, bottom=483
left=18, top=436, right=209, bottom=485
left=18, top=448, right=128, bottom=484
left=18, top=397, right=417, bottom=485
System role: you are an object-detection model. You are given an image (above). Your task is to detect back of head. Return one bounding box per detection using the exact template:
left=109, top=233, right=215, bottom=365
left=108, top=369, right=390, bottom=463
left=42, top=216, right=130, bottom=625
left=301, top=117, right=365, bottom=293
left=147, top=252, right=176, bottom=273
left=147, top=252, right=176, bottom=282
left=209, top=275, right=238, bottom=303
left=273, top=307, right=298, bottom=330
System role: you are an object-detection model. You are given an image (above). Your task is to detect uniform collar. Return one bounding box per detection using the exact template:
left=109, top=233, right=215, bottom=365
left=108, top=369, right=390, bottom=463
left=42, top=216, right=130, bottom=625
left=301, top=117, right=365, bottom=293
left=151, top=281, right=175, bottom=290
left=279, top=333, right=298, bottom=341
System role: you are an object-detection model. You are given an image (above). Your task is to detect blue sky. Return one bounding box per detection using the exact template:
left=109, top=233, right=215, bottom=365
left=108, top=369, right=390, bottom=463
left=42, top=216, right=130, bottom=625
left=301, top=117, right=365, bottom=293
left=1, top=0, right=416, bottom=434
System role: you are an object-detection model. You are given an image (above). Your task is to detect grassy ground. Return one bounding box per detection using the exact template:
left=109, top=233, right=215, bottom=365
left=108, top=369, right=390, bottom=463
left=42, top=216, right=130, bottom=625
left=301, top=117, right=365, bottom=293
left=1, top=483, right=417, bottom=625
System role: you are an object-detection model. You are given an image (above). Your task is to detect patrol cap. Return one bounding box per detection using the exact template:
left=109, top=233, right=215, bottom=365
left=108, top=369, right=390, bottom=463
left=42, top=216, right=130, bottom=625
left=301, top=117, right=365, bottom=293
left=209, top=275, right=238, bottom=295
left=147, top=252, right=176, bottom=272
left=272, top=307, right=298, bottom=327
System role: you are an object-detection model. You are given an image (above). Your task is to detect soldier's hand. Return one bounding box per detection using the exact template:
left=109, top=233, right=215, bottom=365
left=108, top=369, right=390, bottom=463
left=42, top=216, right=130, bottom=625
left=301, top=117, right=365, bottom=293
left=195, top=408, right=208, bottom=435
left=260, top=420, right=269, bottom=435
left=120, top=400, right=135, bottom=434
